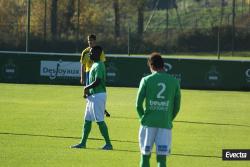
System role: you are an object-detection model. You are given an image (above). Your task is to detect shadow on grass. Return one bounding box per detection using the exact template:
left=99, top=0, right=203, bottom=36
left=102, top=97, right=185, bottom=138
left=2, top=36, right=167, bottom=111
left=0, top=132, right=137, bottom=143
left=0, top=131, right=221, bottom=159
left=175, top=120, right=250, bottom=128
left=71, top=147, right=221, bottom=159
left=112, top=116, right=250, bottom=128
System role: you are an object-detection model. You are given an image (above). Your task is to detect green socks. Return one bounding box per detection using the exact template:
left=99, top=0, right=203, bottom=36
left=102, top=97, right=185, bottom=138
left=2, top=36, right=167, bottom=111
left=80, top=120, right=92, bottom=146
left=80, top=121, right=111, bottom=146
left=97, top=121, right=111, bottom=145
left=140, top=155, right=150, bottom=167
left=140, top=155, right=166, bottom=167
left=157, top=155, right=166, bottom=167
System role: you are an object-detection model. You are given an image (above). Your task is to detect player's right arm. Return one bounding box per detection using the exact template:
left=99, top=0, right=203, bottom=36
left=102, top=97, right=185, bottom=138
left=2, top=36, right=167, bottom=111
left=80, top=48, right=89, bottom=84
left=136, top=78, right=146, bottom=119
left=80, top=64, right=85, bottom=85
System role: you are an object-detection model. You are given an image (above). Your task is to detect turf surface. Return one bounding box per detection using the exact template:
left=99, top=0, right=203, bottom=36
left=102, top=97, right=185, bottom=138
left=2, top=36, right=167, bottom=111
left=0, top=83, right=250, bottom=167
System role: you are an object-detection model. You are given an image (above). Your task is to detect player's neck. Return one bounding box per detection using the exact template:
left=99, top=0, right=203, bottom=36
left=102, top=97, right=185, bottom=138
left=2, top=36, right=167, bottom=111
left=155, top=68, right=164, bottom=72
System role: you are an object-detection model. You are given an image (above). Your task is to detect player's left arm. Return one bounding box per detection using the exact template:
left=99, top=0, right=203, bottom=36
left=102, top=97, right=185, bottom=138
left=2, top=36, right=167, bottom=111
left=172, top=81, right=181, bottom=121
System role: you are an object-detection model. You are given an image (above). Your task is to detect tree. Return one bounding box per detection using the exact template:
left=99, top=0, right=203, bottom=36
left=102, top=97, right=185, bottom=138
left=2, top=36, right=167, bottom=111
left=62, top=0, right=75, bottom=35
left=137, top=0, right=147, bottom=37
left=0, top=0, right=26, bottom=47
left=113, top=0, right=120, bottom=38
left=51, top=0, right=58, bottom=40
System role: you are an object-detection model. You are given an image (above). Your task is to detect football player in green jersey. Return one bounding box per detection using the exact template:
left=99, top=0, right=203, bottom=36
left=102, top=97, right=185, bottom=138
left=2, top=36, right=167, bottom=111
left=136, top=52, right=181, bottom=167
left=80, top=34, right=110, bottom=117
left=71, top=46, right=113, bottom=150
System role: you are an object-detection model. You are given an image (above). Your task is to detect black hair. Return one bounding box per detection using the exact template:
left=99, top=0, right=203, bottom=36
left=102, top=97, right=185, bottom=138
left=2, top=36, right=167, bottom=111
left=93, top=45, right=102, bottom=55
left=90, top=46, right=102, bottom=61
left=88, top=34, right=96, bottom=40
left=148, top=52, right=164, bottom=69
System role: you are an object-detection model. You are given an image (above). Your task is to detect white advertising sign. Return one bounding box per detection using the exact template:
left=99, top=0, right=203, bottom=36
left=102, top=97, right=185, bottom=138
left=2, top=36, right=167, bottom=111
left=40, top=60, right=80, bottom=80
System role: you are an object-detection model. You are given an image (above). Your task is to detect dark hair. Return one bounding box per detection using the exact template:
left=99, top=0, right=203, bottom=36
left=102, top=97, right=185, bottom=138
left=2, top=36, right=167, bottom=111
left=88, top=34, right=96, bottom=40
left=148, top=52, right=164, bottom=69
left=90, top=46, right=102, bottom=61
left=92, top=46, right=102, bottom=56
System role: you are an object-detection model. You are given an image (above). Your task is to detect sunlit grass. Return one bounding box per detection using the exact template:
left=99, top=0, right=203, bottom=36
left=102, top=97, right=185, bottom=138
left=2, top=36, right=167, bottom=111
left=0, top=83, right=249, bottom=167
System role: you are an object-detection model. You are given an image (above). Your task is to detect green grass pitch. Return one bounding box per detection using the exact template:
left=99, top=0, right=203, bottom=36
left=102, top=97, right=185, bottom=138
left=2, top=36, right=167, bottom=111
left=0, top=83, right=250, bottom=167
